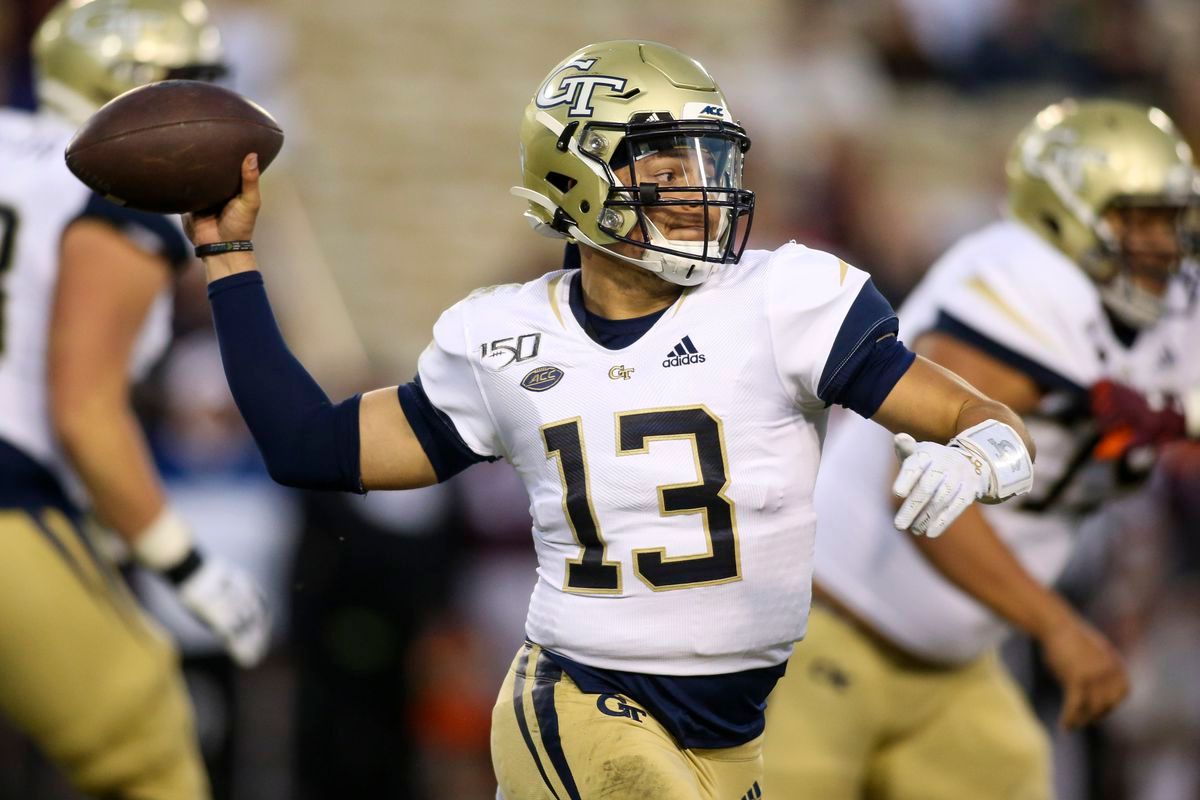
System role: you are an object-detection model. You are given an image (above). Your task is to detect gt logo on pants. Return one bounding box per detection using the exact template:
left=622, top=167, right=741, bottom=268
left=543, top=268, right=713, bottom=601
left=596, top=693, right=646, bottom=722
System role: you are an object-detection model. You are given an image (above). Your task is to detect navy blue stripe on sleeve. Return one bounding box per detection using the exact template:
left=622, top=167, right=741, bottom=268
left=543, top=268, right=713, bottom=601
left=76, top=193, right=191, bottom=269
left=208, top=271, right=364, bottom=492
left=397, top=378, right=495, bottom=483
left=932, top=311, right=1087, bottom=396
left=818, top=279, right=915, bottom=417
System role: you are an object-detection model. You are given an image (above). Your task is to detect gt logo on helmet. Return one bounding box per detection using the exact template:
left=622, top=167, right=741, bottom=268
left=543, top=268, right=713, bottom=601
left=536, top=57, right=628, bottom=118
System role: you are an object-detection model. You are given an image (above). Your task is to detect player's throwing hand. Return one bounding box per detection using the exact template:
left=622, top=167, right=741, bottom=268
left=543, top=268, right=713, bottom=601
left=184, top=153, right=262, bottom=248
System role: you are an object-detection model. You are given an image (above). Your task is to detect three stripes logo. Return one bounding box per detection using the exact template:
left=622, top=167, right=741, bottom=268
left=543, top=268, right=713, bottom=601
left=662, top=335, right=706, bottom=368
left=740, top=782, right=763, bottom=800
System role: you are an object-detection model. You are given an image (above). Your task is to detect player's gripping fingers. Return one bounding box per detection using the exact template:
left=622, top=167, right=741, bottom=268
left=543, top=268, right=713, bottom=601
left=1059, top=681, right=1088, bottom=730
left=213, top=153, right=262, bottom=243
left=239, top=153, right=262, bottom=211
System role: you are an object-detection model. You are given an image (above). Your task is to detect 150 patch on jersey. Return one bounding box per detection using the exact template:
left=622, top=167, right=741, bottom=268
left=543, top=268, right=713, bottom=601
left=481, top=333, right=541, bottom=369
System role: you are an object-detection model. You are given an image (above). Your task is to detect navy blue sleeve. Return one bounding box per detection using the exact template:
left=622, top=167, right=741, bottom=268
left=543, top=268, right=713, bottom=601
left=397, top=378, right=495, bottom=483
left=817, top=280, right=916, bottom=418
left=75, top=193, right=191, bottom=270
left=208, top=271, right=364, bottom=492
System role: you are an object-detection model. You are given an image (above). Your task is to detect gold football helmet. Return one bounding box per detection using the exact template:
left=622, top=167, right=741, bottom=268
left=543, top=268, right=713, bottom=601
left=514, top=40, right=754, bottom=286
left=1007, top=99, right=1200, bottom=327
left=33, top=0, right=226, bottom=126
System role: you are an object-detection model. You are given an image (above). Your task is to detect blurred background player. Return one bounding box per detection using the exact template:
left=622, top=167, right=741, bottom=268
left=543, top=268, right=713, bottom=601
left=0, top=1, right=270, bottom=797
left=763, top=99, right=1200, bottom=800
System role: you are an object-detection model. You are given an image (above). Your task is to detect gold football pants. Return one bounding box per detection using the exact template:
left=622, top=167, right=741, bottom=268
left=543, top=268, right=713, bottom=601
left=492, top=642, right=766, bottom=800
left=0, top=508, right=208, bottom=800
left=763, top=604, right=1051, bottom=800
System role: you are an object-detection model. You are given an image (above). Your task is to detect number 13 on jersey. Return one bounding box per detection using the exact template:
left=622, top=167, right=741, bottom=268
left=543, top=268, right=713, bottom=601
left=541, top=405, right=741, bottom=594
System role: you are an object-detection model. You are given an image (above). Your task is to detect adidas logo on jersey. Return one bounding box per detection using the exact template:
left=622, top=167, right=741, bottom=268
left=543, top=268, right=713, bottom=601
left=663, top=336, right=705, bottom=368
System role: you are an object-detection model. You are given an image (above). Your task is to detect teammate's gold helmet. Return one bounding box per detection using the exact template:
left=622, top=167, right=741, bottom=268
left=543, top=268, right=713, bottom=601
left=514, top=40, right=755, bottom=287
left=33, top=0, right=226, bottom=126
left=1007, top=99, right=1200, bottom=327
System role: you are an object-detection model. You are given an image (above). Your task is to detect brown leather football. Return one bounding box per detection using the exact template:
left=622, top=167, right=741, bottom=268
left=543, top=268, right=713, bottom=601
left=65, top=80, right=284, bottom=214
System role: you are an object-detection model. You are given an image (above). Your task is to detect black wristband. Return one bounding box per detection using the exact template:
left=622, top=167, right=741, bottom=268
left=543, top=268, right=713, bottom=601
left=195, top=240, right=254, bottom=258
left=162, top=547, right=205, bottom=585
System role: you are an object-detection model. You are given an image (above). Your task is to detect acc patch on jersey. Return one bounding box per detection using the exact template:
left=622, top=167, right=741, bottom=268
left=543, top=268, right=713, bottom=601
left=521, top=366, right=564, bottom=392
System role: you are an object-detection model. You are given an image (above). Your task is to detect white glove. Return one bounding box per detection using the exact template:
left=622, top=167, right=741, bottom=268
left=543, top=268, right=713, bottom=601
left=892, top=434, right=985, bottom=537
left=177, top=558, right=271, bottom=668
left=133, top=507, right=271, bottom=667
left=892, top=419, right=1034, bottom=538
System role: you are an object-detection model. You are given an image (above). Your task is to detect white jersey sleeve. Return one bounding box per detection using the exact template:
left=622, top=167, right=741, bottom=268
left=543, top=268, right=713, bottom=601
left=416, top=297, right=502, bottom=459
left=900, top=222, right=1099, bottom=392
left=764, top=244, right=873, bottom=409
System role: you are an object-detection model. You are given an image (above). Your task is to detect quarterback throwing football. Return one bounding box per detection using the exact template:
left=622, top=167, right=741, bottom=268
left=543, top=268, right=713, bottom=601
left=191, top=41, right=1036, bottom=799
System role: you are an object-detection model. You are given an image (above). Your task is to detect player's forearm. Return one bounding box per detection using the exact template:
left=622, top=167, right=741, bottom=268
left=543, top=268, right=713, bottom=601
left=53, top=396, right=166, bottom=539
left=874, top=356, right=1036, bottom=458
left=911, top=504, right=1074, bottom=640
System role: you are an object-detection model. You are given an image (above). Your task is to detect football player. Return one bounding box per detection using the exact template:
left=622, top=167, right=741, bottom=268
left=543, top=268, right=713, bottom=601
left=763, top=99, right=1200, bottom=800
left=0, top=1, right=269, bottom=797
left=188, top=41, right=1036, bottom=799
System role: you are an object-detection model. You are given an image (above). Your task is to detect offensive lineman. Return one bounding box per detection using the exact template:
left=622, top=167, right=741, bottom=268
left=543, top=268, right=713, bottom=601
left=0, top=2, right=268, bottom=797
left=764, top=99, right=1200, bottom=800
left=190, top=41, right=1036, bottom=798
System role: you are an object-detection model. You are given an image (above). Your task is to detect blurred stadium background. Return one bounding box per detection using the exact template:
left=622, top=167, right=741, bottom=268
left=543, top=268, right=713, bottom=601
left=2, top=0, right=1199, bottom=798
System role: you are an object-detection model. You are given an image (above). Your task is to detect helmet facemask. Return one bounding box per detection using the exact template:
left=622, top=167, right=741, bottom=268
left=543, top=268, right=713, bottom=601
left=1090, top=200, right=1200, bottom=328
left=1008, top=100, right=1200, bottom=329
left=580, top=120, right=754, bottom=286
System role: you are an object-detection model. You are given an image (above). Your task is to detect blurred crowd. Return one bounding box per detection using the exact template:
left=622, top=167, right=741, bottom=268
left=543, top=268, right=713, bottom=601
left=1, top=1, right=1199, bottom=798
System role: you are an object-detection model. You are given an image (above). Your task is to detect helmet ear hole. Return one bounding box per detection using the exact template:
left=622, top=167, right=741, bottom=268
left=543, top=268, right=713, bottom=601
left=545, top=172, right=576, bottom=194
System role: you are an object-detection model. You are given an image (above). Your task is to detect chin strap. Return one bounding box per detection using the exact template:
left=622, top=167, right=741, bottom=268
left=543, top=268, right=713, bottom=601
left=1098, top=270, right=1168, bottom=329
left=510, top=186, right=719, bottom=286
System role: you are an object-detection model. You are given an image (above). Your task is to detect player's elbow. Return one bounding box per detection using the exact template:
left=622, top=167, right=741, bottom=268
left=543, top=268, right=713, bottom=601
left=262, top=458, right=319, bottom=490
left=251, top=403, right=363, bottom=493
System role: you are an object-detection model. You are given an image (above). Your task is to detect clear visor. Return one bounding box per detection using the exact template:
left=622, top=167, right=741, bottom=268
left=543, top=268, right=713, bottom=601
left=609, top=133, right=744, bottom=195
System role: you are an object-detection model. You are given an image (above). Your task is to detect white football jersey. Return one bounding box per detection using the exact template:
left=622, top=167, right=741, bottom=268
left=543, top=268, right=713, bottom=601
left=0, top=108, right=174, bottom=498
left=815, top=220, right=1200, bottom=664
left=419, top=244, right=877, bottom=675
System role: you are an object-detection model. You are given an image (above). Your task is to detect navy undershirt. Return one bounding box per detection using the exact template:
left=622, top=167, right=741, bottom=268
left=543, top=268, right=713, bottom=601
left=542, top=649, right=787, bottom=750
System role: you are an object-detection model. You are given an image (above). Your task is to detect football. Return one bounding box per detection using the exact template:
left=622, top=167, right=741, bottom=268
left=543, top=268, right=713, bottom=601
left=65, top=80, right=284, bottom=214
